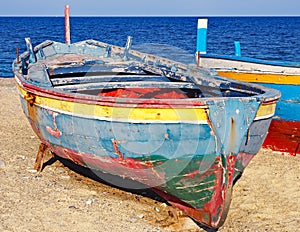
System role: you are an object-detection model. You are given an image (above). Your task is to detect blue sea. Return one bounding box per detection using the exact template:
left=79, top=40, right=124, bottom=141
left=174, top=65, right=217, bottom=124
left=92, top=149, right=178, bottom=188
left=1, top=16, right=300, bottom=77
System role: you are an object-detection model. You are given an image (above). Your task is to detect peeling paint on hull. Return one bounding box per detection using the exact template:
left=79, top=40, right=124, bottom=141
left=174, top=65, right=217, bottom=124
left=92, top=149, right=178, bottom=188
left=13, top=39, right=280, bottom=229
left=200, top=57, right=300, bottom=156
left=18, top=92, right=272, bottom=228
left=217, top=73, right=300, bottom=156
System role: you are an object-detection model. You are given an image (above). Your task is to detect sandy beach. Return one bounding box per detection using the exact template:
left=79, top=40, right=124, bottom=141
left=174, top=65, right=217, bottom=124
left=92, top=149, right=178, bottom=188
left=0, top=77, right=299, bottom=232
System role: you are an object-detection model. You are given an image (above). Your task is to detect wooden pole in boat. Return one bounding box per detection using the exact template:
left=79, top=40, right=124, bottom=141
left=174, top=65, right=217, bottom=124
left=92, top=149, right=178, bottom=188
left=197, top=51, right=201, bottom=67
left=16, top=47, right=20, bottom=64
left=196, top=19, right=208, bottom=67
left=65, top=5, right=71, bottom=45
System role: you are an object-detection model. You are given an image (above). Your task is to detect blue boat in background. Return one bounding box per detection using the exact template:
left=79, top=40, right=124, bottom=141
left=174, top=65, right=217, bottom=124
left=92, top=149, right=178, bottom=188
left=196, top=19, right=300, bottom=156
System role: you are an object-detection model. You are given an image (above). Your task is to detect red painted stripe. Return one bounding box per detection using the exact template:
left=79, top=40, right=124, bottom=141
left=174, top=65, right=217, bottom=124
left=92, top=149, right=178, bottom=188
left=263, top=120, right=300, bottom=156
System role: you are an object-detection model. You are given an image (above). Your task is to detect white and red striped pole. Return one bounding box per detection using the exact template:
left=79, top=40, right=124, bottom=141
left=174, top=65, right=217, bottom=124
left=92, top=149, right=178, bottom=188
left=65, top=5, right=71, bottom=45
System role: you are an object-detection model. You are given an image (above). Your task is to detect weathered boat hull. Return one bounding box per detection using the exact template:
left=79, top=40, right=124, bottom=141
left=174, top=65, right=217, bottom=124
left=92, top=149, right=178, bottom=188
left=13, top=38, right=280, bottom=229
left=200, top=56, right=300, bottom=155
left=16, top=80, right=275, bottom=228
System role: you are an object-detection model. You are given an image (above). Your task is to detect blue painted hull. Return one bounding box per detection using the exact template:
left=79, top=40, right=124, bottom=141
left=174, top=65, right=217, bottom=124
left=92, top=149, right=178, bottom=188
left=20, top=96, right=271, bottom=177
left=260, top=83, right=300, bottom=122
left=13, top=38, right=280, bottom=228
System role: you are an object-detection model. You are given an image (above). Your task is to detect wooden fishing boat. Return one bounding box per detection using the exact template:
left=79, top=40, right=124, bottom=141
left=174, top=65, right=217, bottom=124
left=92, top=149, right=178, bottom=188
left=196, top=19, right=300, bottom=156
left=12, top=36, right=280, bottom=229
left=12, top=8, right=280, bottom=228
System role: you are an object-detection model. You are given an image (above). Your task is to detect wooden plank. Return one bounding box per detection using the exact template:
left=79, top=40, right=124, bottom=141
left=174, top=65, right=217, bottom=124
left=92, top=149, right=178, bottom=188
left=51, top=74, right=164, bottom=86
left=54, top=81, right=199, bottom=92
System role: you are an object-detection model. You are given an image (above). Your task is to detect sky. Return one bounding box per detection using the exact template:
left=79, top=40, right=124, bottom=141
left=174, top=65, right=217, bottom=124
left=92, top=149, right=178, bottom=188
left=1, top=0, right=300, bottom=16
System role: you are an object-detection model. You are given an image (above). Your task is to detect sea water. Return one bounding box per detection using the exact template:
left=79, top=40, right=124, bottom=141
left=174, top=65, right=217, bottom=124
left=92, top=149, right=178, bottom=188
left=1, top=16, right=300, bottom=77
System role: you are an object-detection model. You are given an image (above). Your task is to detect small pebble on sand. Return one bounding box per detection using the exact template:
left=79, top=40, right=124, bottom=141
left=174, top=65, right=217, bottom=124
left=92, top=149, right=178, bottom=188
left=0, top=160, right=5, bottom=168
left=86, top=198, right=93, bottom=205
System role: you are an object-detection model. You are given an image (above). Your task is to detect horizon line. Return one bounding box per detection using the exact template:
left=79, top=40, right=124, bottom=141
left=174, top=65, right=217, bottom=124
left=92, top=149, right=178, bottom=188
left=1, top=14, right=300, bottom=17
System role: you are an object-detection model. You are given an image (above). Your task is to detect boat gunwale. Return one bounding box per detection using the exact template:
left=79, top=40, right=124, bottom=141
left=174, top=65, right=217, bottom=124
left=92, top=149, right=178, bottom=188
left=14, top=71, right=280, bottom=110
left=13, top=39, right=281, bottom=108
left=15, top=75, right=207, bottom=108
left=201, top=54, right=300, bottom=68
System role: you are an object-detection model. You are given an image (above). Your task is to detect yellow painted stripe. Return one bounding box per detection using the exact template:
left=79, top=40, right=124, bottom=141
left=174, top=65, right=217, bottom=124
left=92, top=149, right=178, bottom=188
left=18, top=87, right=208, bottom=122
left=18, top=85, right=275, bottom=123
left=256, top=103, right=276, bottom=120
left=218, top=71, right=300, bottom=85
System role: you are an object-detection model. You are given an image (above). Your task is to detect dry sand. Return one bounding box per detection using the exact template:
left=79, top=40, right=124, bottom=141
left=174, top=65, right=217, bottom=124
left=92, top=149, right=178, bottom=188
left=0, top=78, right=299, bottom=232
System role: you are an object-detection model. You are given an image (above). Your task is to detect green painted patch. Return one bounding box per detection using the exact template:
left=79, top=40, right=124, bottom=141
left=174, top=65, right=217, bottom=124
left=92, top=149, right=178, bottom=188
left=159, top=154, right=219, bottom=209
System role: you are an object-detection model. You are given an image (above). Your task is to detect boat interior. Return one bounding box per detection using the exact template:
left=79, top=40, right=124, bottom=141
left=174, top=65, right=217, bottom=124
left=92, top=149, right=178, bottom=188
left=45, top=62, right=262, bottom=99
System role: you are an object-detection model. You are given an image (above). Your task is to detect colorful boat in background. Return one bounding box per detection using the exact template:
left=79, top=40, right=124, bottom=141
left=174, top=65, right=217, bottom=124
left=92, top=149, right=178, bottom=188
left=196, top=19, right=300, bottom=156
left=12, top=8, right=280, bottom=229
